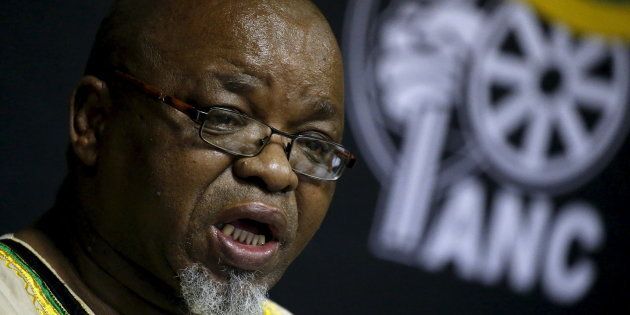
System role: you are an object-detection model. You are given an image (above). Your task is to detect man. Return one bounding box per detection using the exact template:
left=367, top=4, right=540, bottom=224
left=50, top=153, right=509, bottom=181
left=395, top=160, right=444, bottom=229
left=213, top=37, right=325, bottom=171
left=0, top=0, right=354, bottom=314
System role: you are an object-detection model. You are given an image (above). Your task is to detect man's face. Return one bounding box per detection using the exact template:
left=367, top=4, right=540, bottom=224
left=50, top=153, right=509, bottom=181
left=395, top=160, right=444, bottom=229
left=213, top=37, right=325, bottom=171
left=90, top=0, right=343, bottom=291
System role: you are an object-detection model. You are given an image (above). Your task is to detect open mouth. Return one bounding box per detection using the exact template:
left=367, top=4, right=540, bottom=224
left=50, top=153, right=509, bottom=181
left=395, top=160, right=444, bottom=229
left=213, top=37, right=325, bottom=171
left=208, top=203, right=287, bottom=271
left=216, top=219, right=276, bottom=246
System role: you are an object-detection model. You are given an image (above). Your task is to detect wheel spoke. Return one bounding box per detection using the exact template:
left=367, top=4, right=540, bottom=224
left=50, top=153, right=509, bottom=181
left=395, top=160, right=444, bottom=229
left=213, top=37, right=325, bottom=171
left=483, top=53, right=531, bottom=86
left=574, top=38, right=606, bottom=69
left=572, top=77, right=616, bottom=109
left=556, top=100, right=590, bottom=158
left=491, top=95, right=531, bottom=134
left=523, top=110, right=551, bottom=169
left=551, top=25, right=572, bottom=61
left=511, top=4, right=547, bottom=65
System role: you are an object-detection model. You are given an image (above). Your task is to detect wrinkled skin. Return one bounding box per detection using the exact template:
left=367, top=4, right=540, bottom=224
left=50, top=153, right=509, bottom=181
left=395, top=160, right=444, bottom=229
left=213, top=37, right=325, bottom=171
left=20, top=0, right=344, bottom=314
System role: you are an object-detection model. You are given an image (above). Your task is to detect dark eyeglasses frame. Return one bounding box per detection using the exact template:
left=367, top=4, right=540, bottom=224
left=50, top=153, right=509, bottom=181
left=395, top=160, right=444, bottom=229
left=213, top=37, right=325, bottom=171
left=111, top=70, right=356, bottom=180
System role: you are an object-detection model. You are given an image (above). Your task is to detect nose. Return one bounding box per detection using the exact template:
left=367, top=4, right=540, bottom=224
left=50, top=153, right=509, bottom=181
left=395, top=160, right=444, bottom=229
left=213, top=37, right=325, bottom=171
left=232, top=135, right=299, bottom=192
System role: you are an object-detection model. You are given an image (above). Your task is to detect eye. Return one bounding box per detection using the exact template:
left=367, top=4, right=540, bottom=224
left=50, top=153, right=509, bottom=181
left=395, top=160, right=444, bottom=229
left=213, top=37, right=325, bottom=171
left=203, top=108, right=248, bottom=133
left=298, top=137, right=335, bottom=162
left=304, top=139, right=325, bottom=153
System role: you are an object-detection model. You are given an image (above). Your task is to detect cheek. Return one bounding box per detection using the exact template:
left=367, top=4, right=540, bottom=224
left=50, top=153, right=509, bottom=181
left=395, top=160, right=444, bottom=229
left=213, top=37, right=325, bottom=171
left=107, top=123, right=230, bottom=224
left=96, top=110, right=233, bottom=281
left=293, top=181, right=335, bottom=251
left=148, top=148, right=231, bottom=231
left=152, top=148, right=234, bottom=279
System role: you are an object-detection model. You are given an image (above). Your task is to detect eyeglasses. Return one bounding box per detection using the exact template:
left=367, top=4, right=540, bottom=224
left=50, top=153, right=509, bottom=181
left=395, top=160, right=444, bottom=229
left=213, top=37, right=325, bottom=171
left=112, top=70, right=356, bottom=180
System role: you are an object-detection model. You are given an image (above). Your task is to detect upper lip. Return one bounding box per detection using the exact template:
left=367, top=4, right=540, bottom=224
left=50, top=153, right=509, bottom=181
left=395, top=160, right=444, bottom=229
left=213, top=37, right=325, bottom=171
left=214, top=202, right=289, bottom=243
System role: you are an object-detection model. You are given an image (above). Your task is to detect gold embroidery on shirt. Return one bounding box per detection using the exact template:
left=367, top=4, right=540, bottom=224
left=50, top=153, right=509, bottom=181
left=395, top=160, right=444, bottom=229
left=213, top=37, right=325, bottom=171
left=0, top=244, right=66, bottom=315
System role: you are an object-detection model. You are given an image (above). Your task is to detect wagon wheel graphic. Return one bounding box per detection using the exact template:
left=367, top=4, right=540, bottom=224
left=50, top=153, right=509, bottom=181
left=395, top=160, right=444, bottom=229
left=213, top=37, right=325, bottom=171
left=464, top=2, right=629, bottom=193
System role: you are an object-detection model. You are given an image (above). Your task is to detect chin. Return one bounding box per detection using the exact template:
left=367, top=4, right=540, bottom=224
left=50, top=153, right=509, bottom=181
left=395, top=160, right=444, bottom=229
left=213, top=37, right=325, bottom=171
left=178, top=263, right=269, bottom=315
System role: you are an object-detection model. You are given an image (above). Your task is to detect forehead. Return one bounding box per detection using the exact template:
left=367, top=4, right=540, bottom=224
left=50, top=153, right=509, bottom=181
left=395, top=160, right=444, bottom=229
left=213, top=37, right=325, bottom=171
left=136, top=0, right=344, bottom=125
left=139, top=1, right=342, bottom=92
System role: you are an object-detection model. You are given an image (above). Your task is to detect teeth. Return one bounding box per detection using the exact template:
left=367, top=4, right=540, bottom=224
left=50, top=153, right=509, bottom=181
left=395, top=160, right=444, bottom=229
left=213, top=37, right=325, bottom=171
left=220, top=224, right=267, bottom=246
left=246, top=233, right=254, bottom=245
left=222, top=224, right=235, bottom=236
left=238, top=231, right=248, bottom=242
left=253, top=235, right=265, bottom=246
left=232, top=228, right=242, bottom=239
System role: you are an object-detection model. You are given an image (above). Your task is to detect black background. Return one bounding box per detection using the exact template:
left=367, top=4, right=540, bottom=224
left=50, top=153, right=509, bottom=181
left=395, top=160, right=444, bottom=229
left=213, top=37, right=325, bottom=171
left=2, top=1, right=628, bottom=314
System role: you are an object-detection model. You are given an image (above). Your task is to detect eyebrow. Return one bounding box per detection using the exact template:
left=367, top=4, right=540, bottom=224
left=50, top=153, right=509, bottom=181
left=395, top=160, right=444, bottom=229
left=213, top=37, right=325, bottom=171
left=215, top=72, right=339, bottom=121
left=306, top=99, right=338, bottom=122
left=217, top=73, right=261, bottom=94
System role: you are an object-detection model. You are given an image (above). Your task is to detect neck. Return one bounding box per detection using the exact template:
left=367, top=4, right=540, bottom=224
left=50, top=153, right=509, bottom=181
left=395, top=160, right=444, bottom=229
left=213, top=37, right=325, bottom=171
left=28, top=184, right=187, bottom=314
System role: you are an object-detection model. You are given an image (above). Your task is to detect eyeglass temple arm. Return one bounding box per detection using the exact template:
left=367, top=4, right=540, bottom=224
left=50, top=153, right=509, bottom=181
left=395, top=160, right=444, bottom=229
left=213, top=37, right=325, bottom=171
left=342, top=151, right=356, bottom=168
left=113, top=70, right=204, bottom=122
left=331, top=144, right=356, bottom=168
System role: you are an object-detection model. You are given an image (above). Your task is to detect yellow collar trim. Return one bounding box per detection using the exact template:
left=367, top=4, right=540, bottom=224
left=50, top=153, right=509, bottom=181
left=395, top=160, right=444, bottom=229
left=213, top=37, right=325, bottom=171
left=0, top=242, right=66, bottom=315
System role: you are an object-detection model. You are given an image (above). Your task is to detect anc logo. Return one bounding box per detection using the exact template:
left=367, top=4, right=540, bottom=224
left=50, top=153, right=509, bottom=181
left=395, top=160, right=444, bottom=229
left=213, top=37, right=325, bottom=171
left=344, top=0, right=629, bottom=305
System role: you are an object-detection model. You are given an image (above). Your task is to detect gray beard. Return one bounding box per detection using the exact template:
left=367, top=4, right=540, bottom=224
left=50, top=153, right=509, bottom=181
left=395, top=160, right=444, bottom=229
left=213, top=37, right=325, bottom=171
left=179, top=264, right=268, bottom=315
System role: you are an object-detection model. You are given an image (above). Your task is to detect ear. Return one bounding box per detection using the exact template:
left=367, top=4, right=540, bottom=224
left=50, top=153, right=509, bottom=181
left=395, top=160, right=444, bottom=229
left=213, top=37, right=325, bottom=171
left=69, top=76, right=113, bottom=166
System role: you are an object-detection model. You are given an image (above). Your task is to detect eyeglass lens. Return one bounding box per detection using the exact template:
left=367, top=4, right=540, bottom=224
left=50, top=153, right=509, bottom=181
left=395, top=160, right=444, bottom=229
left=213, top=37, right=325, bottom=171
left=199, top=108, right=347, bottom=180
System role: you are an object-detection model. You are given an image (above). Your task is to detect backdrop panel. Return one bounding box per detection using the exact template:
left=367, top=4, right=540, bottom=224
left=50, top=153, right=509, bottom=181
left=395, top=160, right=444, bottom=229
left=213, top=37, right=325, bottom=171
left=1, top=1, right=628, bottom=314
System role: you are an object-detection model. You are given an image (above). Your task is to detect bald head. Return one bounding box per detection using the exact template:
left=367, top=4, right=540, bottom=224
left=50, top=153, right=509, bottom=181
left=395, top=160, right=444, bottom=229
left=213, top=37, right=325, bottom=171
left=85, top=0, right=340, bottom=81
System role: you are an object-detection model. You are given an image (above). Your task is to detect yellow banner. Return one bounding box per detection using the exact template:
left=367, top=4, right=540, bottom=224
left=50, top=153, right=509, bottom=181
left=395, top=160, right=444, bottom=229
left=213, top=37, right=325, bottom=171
left=521, top=0, right=630, bottom=40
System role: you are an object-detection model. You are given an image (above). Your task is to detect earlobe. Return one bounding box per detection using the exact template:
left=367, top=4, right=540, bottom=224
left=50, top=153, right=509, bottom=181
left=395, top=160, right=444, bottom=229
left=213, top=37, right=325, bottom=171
left=69, top=76, right=112, bottom=167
